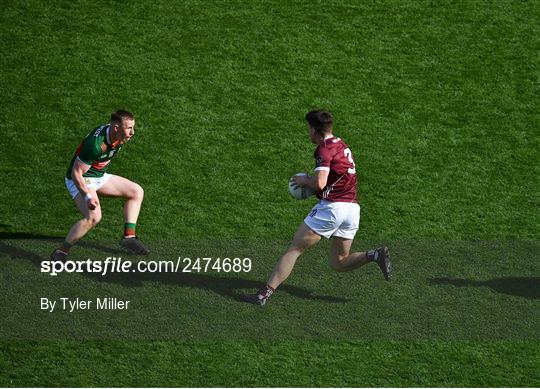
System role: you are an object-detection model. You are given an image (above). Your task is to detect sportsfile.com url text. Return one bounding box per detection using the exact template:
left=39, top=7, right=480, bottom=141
left=41, top=257, right=252, bottom=276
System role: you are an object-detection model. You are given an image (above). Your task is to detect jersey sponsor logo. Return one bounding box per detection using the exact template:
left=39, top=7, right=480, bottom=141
left=322, top=187, right=332, bottom=199
left=98, top=150, right=116, bottom=159
left=322, top=173, right=346, bottom=199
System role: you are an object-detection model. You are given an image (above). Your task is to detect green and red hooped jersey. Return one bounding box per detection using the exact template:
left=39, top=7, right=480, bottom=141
left=66, top=124, right=123, bottom=179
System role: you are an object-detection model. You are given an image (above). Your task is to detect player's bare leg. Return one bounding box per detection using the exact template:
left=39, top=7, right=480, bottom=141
left=51, top=190, right=101, bottom=260
left=328, top=237, right=370, bottom=272
left=98, top=175, right=149, bottom=254
left=243, top=223, right=320, bottom=306
left=66, top=191, right=102, bottom=243
left=329, top=237, right=393, bottom=280
left=267, top=223, right=321, bottom=289
left=98, top=175, right=143, bottom=224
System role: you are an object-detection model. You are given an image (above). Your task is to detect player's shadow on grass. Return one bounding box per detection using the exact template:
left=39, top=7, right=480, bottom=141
left=94, top=269, right=349, bottom=303
left=429, top=277, right=540, bottom=300
left=0, top=233, right=125, bottom=255
left=0, top=238, right=349, bottom=304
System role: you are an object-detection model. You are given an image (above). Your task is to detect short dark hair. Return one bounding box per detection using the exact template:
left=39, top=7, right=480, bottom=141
left=110, top=109, right=134, bottom=125
left=305, top=109, right=333, bottom=133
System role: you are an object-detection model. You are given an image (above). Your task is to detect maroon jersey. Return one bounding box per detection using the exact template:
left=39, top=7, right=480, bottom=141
left=314, top=136, right=357, bottom=203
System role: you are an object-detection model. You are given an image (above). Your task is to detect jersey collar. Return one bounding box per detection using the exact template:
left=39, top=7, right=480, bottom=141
left=321, top=134, right=335, bottom=145
left=106, top=124, right=122, bottom=148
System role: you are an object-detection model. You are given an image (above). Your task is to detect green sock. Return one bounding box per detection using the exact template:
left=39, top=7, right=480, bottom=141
left=124, top=222, right=137, bottom=238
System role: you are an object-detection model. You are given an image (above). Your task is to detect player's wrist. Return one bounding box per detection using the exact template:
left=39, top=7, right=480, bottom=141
left=308, top=177, right=319, bottom=190
left=299, top=175, right=312, bottom=187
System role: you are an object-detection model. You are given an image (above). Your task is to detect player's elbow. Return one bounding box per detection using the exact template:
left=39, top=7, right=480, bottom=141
left=72, top=159, right=90, bottom=178
left=72, top=164, right=86, bottom=179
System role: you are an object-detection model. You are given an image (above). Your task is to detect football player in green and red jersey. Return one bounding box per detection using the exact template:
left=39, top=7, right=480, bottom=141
left=50, top=110, right=149, bottom=260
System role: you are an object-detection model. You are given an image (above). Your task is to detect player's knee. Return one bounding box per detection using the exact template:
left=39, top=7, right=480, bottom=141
left=130, top=183, right=144, bottom=201
left=85, top=213, right=101, bottom=227
left=287, top=244, right=306, bottom=254
left=89, top=215, right=101, bottom=227
left=329, top=255, right=347, bottom=272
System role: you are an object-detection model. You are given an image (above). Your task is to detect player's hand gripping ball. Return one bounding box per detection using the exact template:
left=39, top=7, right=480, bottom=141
left=288, top=173, right=315, bottom=200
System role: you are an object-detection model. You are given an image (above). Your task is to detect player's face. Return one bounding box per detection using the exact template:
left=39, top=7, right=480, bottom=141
left=308, top=125, right=319, bottom=144
left=119, top=119, right=135, bottom=143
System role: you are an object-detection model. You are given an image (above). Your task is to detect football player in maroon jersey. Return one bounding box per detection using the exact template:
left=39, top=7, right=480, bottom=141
left=244, top=110, right=392, bottom=306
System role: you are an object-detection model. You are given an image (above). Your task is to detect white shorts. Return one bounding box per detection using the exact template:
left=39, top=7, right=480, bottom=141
left=65, top=173, right=112, bottom=199
left=304, top=200, right=360, bottom=239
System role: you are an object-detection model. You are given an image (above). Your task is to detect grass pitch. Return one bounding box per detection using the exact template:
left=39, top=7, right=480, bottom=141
left=0, top=0, right=539, bottom=386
